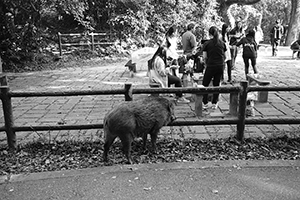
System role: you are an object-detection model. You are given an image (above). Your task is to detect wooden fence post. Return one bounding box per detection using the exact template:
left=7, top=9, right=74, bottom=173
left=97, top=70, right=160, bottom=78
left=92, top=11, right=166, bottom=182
left=236, top=81, right=248, bottom=141
left=0, top=76, right=16, bottom=149
left=229, top=93, right=238, bottom=116
left=124, top=83, right=133, bottom=101
left=58, top=32, right=62, bottom=56
left=195, top=94, right=203, bottom=117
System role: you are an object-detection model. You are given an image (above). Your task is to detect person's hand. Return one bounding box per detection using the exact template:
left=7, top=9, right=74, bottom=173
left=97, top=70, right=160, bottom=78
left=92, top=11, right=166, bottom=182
left=165, top=67, right=171, bottom=75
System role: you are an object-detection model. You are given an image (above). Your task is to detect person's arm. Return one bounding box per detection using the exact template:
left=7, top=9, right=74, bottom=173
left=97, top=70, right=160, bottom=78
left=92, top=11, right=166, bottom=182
left=155, top=57, right=167, bottom=77
left=190, top=34, right=197, bottom=53
left=235, top=38, right=243, bottom=47
left=202, top=51, right=207, bottom=65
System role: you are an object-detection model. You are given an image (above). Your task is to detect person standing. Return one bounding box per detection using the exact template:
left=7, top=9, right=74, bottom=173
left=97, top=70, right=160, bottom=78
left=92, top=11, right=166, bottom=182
left=181, top=23, right=197, bottom=85
left=229, top=21, right=245, bottom=70
left=236, top=29, right=258, bottom=78
left=221, top=23, right=233, bottom=83
left=164, top=25, right=180, bottom=76
left=270, top=20, right=284, bottom=56
left=202, top=26, right=227, bottom=109
left=181, top=23, right=197, bottom=55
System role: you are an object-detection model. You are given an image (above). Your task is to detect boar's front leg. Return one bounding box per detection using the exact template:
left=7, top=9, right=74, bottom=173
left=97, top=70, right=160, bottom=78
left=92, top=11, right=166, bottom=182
left=119, top=132, right=134, bottom=164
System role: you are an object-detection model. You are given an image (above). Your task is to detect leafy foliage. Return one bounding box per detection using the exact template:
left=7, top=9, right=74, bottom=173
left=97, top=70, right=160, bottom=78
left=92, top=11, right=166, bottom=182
left=0, top=136, right=299, bottom=175
left=0, top=0, right=297, bottom=72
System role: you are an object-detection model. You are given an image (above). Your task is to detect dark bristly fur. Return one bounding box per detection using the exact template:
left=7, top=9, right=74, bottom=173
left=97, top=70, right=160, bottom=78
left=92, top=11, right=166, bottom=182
left=103, top=97, right=176, bottom=164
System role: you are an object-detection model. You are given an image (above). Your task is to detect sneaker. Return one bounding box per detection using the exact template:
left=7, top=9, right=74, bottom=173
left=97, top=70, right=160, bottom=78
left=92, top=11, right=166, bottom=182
left=212, top=102, right=219, bottom=110
left=203, top=103, right=209, bottom=109
left=221, top=81, right=227, bottom=85
left=177, top=97, right=190, bottom=103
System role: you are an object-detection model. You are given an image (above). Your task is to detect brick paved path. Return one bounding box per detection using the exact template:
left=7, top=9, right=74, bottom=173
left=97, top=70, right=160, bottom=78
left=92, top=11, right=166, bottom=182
left=0, top=47, right=300, bottom=146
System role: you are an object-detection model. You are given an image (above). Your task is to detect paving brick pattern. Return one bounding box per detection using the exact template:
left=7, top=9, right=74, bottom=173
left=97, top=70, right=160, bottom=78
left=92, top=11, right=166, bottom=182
left=0, top=47, right=300, bottom=146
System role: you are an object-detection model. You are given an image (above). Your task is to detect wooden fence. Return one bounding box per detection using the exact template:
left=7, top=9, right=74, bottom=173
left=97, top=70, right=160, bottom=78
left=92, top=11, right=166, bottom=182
left=58, top=32, right=114, bottom=56
left=1, top=75, right=300, bottom=150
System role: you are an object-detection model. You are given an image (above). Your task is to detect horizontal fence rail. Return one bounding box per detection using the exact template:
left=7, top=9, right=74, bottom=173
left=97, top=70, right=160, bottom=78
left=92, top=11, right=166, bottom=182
left=58, top=32, right=114, bottom=56
left=1, top=75, right=300, bottom=149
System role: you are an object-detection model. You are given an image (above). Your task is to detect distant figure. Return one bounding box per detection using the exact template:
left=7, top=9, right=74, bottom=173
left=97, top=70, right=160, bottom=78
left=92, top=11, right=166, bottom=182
left=221, top=23, right=233, bottom=83
left=229, top=21, right=245, bottom=70
left=254, top=13, right=264, bottom=44
left=164, top=25, right=180, bottom=76
left=164, top=25, right=179, bottom=61
left=236, top=29, right=258, bottom=78
left=290, top=39, right=300, bottom=59
left=181, top=23, right=198, bottom=80
left=270, top=20, right=284, bottom=56
left=181, top=23, right=197, bottom=56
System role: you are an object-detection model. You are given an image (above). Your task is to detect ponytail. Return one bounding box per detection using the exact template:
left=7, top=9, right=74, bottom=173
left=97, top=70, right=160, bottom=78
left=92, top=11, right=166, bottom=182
left=209, top=26, right=221, bottom=46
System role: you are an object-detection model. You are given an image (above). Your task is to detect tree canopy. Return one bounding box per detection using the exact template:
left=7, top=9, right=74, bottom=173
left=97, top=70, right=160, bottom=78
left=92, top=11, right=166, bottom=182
left=0, top=0, right=299, bottom=71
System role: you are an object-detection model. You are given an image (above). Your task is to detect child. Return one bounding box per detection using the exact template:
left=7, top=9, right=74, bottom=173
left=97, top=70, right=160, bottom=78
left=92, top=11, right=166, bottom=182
left=236, top=29, right=258, bottom=78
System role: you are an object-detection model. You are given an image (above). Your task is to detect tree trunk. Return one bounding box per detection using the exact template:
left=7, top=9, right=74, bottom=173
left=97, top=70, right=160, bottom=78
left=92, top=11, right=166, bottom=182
left=285, top=0, right=300, bottom=45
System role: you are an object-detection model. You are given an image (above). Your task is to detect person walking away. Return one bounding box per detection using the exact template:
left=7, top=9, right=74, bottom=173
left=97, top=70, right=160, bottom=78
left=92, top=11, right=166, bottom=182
left=202, top=26, right=227, bottom=110
left=270, top=20, right=284, bottom=56
left=221, top=23, right=233, bottom=83
left=149, top=46, right=190, bottom=103
left=229, top=21, right=245, bottom=70
left=236, top=29, right=258, bottom=78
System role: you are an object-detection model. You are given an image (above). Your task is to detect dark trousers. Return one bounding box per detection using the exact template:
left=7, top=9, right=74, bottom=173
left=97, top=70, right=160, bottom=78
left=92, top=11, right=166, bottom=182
left=221, top=60, right=232, bottom=81
left=271, top=38, right=280, bottom=56
left=202, top=66, right=223, bottom=104
left=292, top=51, right=300, bottom=58
left=168, top=74, right=183, bottom=97
left=243, top=56, right=258, bottom=77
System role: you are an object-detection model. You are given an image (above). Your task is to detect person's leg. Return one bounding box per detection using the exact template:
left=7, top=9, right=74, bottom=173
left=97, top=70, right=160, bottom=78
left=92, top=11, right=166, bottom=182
left=202, top=69, right=213, bottom=105
left=271, top=38, right=275, bottom=56
left=243, top=56, right=250, bottom=77
left=168, top=74, right=183, bottom=97
left=250, top=57, right=258, bottom=74
left=221, top=65, right=224, bottom=82
left=226, top=60, right=232, bottom=82
left=230, top=46, right=237, bottom=69
left=274, top=39, right=279, bottom=56
left=211, top=67, right=223, bottom=104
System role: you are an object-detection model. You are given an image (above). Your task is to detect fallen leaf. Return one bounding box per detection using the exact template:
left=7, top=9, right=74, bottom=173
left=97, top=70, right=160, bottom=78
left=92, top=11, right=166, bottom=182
left=212, top=189, right=218, bottom=194
left=143, top=187, right=152, bottom=191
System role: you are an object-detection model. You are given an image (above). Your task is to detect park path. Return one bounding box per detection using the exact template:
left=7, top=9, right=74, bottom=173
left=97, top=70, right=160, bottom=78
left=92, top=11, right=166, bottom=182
left=0, top=46, right=300, bottom=146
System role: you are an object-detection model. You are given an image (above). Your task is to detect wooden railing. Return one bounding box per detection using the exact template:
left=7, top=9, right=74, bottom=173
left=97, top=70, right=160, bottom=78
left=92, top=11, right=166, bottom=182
left=57, top=32, right=114, bottom=56
left=1, top=75, right=300, bottom=150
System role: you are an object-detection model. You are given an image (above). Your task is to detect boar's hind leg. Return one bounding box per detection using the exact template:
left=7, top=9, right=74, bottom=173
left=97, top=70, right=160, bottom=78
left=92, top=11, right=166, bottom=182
left=119, top=133, right=134, bottom=164
left=103, top=134, right=117, bottom=162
